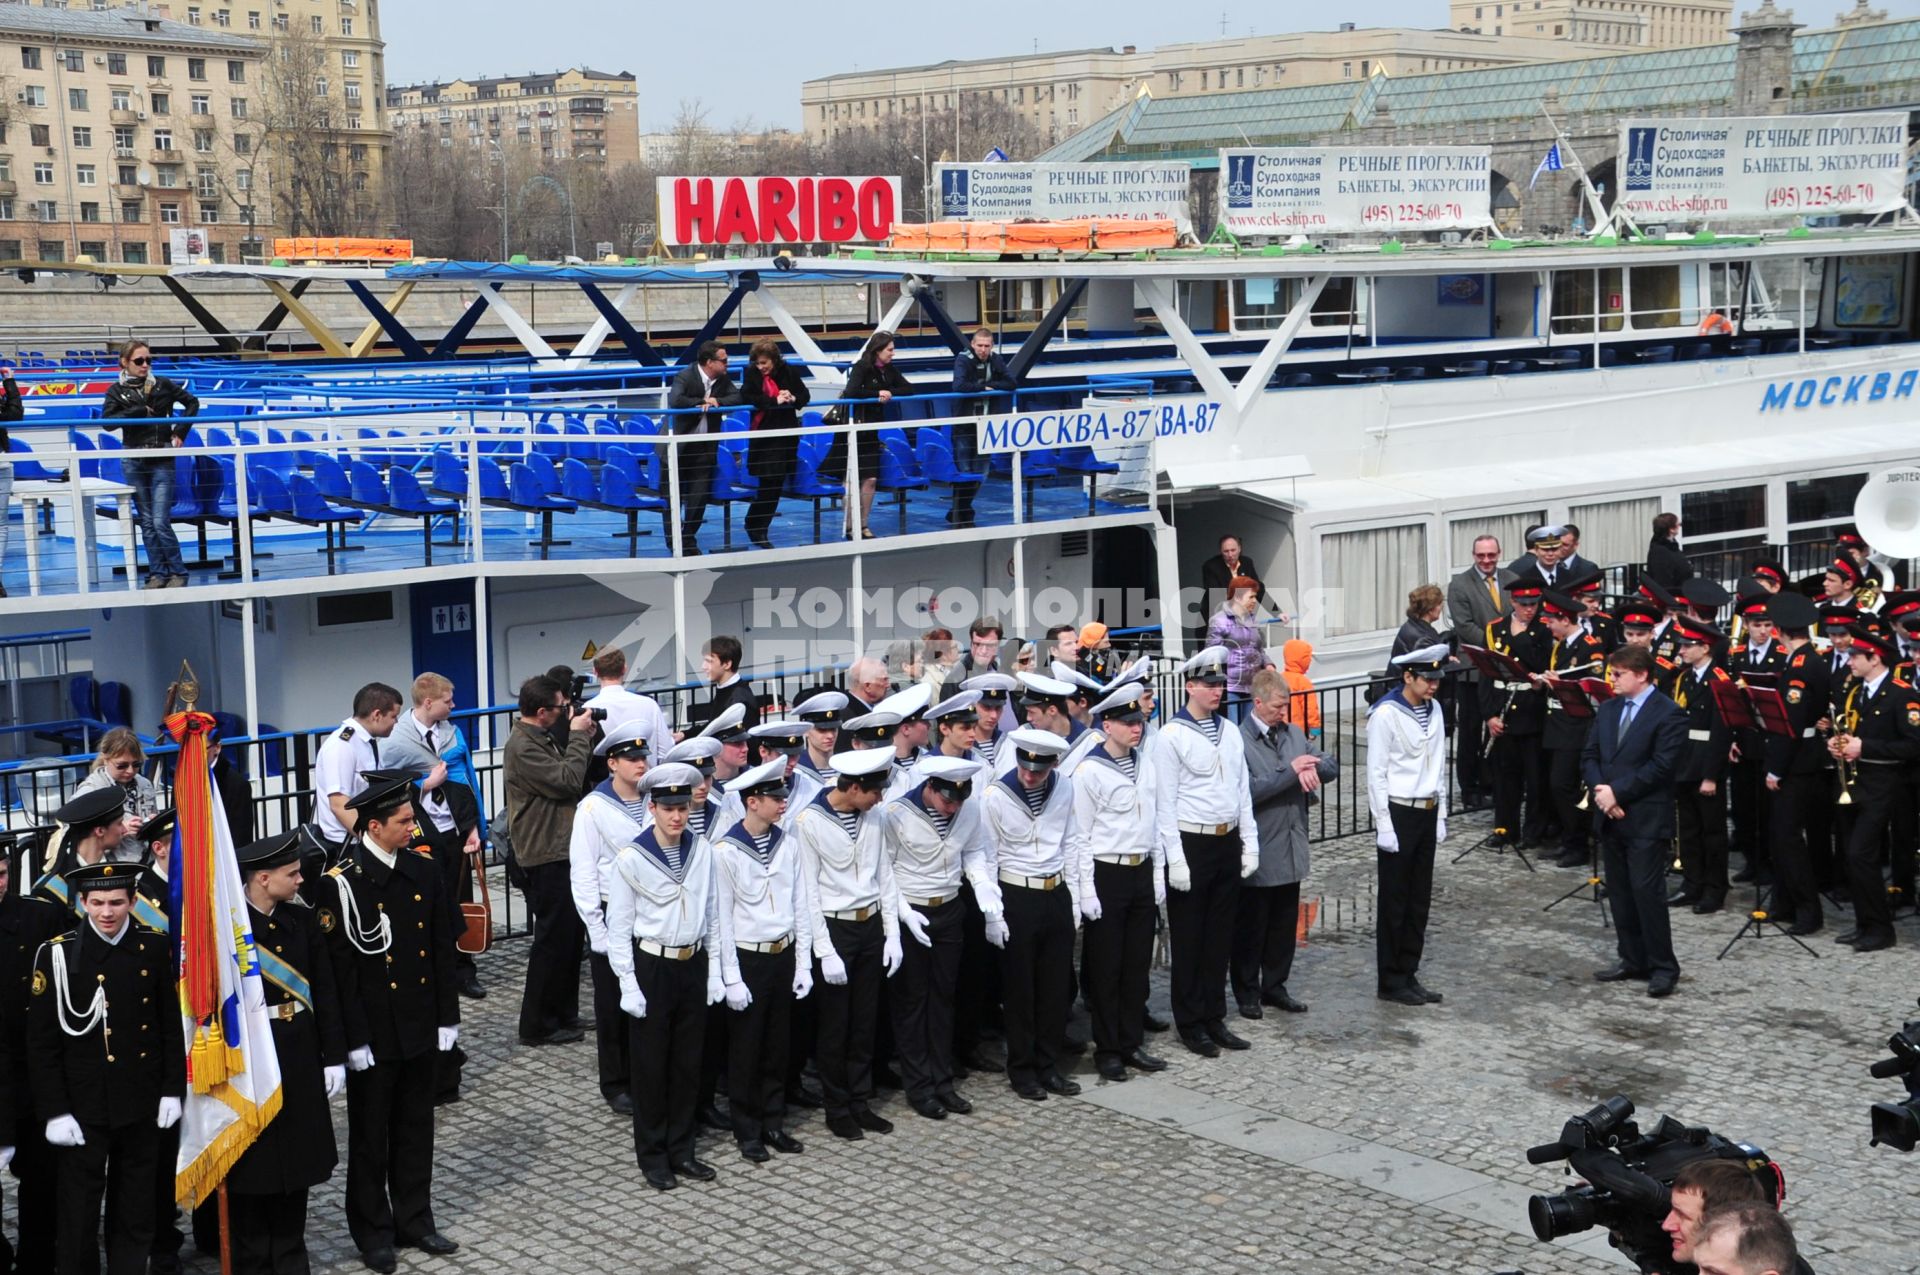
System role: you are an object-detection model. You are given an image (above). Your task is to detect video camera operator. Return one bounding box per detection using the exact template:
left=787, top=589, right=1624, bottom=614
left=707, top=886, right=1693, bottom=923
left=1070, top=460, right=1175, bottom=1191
left=504, top=675, right=595, bottom=1047
left=1660, top=1159, right=1767, bottom=1270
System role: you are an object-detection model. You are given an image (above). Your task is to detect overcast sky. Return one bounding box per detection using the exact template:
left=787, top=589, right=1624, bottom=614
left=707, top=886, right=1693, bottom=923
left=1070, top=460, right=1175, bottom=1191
left=383, top=1, right=1920, bottom=133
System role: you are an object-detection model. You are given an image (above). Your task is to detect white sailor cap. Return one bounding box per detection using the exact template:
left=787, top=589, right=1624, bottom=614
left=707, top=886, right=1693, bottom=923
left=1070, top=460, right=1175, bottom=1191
left=697, top=702, right=749, bottom=743
left=661, top=736, right=724, bottom=773
left=1103, top=656, right=1153, bottom=690
left=1007, top=727, right=1070, bottom=772
left=918, top=754, right=979, bottom=798
left=595, top=719, right=653, bottom=759
left=1048, top=662, right=1105, bottom=695
left=829, top=747, right=895, bottom=786
left=793, top=690, right=851, bottom=726
left=1017, top=672, right=1076, bottom=705
left=1528, top=523, right=1568, bottom=548
left=639, top=762, right=704, bottom=805
left=962, top=672, right=1020, bottom=704
left=1391, top=643, right=1453, bottom=679
left=842, top=710, right=903, bottom=746
left=1181, top=646, right=1231, bottom=685
left=927, top=690, right=983, bottom=724
left=1090, top=682, right=1150, bottom=724
left=749, top=718, right=809, bottom=753
left=874, top=683, right=933, bottom=722
left=731, top=757, right=790, bottom=800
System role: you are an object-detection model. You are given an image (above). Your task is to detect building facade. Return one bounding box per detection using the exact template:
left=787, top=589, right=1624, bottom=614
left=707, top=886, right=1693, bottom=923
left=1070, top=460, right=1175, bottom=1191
left=1448, top=0, right=1735, bottom=47
left=388, top=68, right=640, bottom=169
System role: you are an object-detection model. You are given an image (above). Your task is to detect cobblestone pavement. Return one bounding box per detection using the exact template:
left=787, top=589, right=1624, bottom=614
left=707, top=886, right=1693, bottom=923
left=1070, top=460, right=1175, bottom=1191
left=156, top=803, right=1910, bottom=1273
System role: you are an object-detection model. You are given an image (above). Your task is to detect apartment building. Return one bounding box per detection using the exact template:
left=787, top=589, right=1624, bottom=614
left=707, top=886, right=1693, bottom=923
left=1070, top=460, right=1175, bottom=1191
left=387, top=68, right=641, bottom=169
left=1448, top=0, right=1734, bottom=46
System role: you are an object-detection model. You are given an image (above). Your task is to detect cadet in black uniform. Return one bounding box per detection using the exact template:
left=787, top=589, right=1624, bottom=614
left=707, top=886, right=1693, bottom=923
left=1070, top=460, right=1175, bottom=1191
left=1828, top=625, right=1920, bottom=953
left=1763, top=592, right=1831, bottom=937
left=1814, top=603, right=1862, bottom=898
left=322, top=772, right=460, bottom=1274
left=229, top=831, right=346, bottom=1275
left=1482, top=577, right=1551, bottom=848
left=1728, top=594, right=1787, bottom=887
left=0, top=840, right=68, bottom=1275
left=27, top=861, right=185, bottom=1275
left=1667, top=616, right=1734, bottom=914
left=122, top=808, right=181, bottom=1275
left=31, top=787, right=132, bottom=916
left=1536, top=589, right=1609, bottom=869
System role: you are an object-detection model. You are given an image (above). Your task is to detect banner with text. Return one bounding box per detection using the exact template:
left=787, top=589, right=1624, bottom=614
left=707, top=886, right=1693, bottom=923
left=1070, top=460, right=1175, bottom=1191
left=655, top=175, right=901, bottom=247
left=1617, top=113, right=1908, bottom=220
left=976, top=399, right=1221, bottom=454
left=936, top=162, right=1193, bottom=232
left=1218, top=146, right=1493, bottom=235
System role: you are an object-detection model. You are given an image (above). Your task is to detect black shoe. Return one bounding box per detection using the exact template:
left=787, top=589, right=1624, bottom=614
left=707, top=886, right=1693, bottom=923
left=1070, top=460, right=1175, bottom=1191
left=1041, top=1071, right=1082, bottom=1096
left=362, top=1247, right=398, bottom=1273
left=1853, top=933, right=1896, bottom=953
left=909, top=1096, right=948, bottom=1119
left=1732, top=865, right=1757, bottom=884
left=1263, top=989, right=1309, bottom=1013
left=695, top=1103, right=729, bottom=1131
left=826, top=1114, right=865, bottom=1140
left=738, top=1139, right=770, bottom=1163
left=563, top=1016, right=596, bottom=1032
left=1647, top=974, right=1678, bottom=998
left=1785, top=920, right=1822, bottom=937
left=433, top=1089, right=461, bottom=1108
left=606, top=1091, right=633, bottom=1116
left=1096, top=1057, right=1130, bottom=1082
left=1835, top=929, right=1862, bottom=946
left=1667, top=888, right=1702, bottom=907
left=456, top=973, right=486, bottom=1000
left=750, top=535, right=774, bottom=551
left=1377, top=986, right=1427, bottom=1006
left=786, top=1084, right=824, bottom=1109
left=402, top=1232, right=459, bottom=1256
left=873, top=1065, right=904, bottom=1090
left=1011, top=1080, right=1048, bottom=1101
left=1409, top=980, right=1443, bottom=1005
left=852, top=1105, right=893, bottom=1134
left=955, top=1050, right=991, bottom=1074
left=1124, top=1049, right=1168, bottom=1072
left=1692, top=894, right=1725, bottom=915
left=1553, top=851, right=1588, bottom=869
left=935, top=1089, right=973, bottom=1115
left=518, top=1026, right=585, bottom=1046
left=672, top=1158, right=717, bottom=1182
left=643, top=1168, right=678, bottom=1191
left=1236, top=999, right=1263, bottom=1020
left=765, top=1128, right=804, bottom=1154
left=1205, top=1022, right=1251, bottom=1051
left=1179, top=1032, right=1221, bottom=1058
left=1143, top=1012, right=1171, bottom=1033
left=1593, top=962, right=1651, bottom=982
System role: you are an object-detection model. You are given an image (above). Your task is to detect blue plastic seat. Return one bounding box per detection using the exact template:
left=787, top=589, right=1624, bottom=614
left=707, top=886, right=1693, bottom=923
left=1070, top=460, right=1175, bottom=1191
left=347, top=461, right=391, bottom=510
left=388, top=467, right=461, bottom=566
left=562, top=457, right=662, bottom=556
left=429, top=450, right=470, bottom=499
left=67, top=430, right=99, bottom=479
left=284, top=473, right=359, bottom=572
left=7, top=438, right=61, bottom=481
left=605, top=445, right=660, bottom=495
left=507, top=461, right=576, bottom=560
left=309, top=454, right=353, bottom=502
left=97, top=681, right=133, bottom=729
left=915, top=432, right=983, bottom=487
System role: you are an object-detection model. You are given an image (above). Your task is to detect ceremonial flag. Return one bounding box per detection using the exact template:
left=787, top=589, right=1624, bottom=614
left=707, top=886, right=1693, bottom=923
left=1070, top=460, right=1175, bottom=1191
left=167, top=709, right=282, bottom=1207
left=1530, top=142, right=1565, bottom=191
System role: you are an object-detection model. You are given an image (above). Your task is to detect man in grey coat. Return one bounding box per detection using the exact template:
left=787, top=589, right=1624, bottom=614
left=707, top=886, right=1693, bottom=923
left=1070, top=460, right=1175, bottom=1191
left=1231, top=668, right=1337, bottom=1019
left=1446, top=534, right=1517, bottom=811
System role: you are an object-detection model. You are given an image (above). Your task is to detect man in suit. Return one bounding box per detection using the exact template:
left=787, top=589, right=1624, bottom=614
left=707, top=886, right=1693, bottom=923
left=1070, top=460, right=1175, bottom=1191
left=1507, top=525, right=1567, bottom=588
left=1582, top=644, right=1690, bottom=997
left=1447, top=534, right=1515, bottom=809
left=701, top=635, right=761, bottom=762
left=665, top=341, right=742, bottom=554
left=1557, top=524, right=1598, bottom=581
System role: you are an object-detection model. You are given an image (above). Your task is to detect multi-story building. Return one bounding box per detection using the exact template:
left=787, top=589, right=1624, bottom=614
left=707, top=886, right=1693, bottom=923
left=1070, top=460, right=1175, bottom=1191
left=387, top=68, right=640, bottom=169
left=1448, top=1, right=1734, bottom=47
left=800, top=26, right=1637, bottom=148
left=0, top=5, right=269, bottom=263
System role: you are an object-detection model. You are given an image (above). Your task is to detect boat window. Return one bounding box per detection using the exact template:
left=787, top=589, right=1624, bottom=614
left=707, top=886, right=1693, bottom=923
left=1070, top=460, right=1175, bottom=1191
left=1447, top=511, right=1542, bottom=576
left=1549, top=268, right=1623, bottom=335
left=1570, top=497, right=1661, bottom=569
left=1744, top=256, right=1824, bottom=332
left=1832, top=255, right=1905, bottom=328
left=1786, top=473, right=1869, bottom=548
left=1322, top=522, right=1427, bottom=636
left=1230, top=276, right=1357, bottom=332
left=1628, top=266, right=1680, bottom=330
left=1680, top=485, right=1766, bottom=544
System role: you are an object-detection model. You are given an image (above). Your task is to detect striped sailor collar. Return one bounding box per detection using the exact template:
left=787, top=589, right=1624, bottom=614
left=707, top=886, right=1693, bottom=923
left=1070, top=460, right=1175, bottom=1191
left=717, top=818, right=782, bottom=856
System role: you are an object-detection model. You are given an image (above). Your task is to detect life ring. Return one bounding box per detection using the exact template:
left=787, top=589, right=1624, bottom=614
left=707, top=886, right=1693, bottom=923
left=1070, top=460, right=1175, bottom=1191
left=1698, top=312, right=1734, bottom=336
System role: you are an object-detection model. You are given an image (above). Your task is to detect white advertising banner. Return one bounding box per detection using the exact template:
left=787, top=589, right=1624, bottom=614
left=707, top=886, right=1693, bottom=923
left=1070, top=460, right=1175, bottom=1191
left=1617, top=113, right=1909, bottom=220
left=935, top=162, right=1192, bottom=232
left=1218, top=147, right=1493, bottom=235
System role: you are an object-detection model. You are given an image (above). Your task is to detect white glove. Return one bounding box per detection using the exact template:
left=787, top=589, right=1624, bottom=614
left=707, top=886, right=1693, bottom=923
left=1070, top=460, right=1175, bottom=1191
left=1167, top=860, right=1193, bottom=892
left=984, top=914, right=1010, bottom=949
left=901, top=906, right=932, bottom=948
left=620, top=984, right=647, bottom=1018
left=44, top=1116, right=84, bottom=1148
left=588, top=928, right=608, bottom=956
left=792, top=963, right=813, bottom=1000
left=1154, top=868, right=1167, bottom=907
left=1079, top=890, right=1102, bottom=923
left=1377, top=830, right=1400, bottom=854
left=437, top=1025, right=460, bottom=1052
left=882, top=934, right=903, bottom=977
left=724, top=980, right=752, bottom=1012
left=346, top=1046, right=375, bottom=1072
left=0, top=1146, right=12, bottom=1171
left=1436, top=818, right=1448, bottom=845
left=821, top=952, right=848, bottom=986
left=1240, top=850, right=1259, bottom=879
left=156, top=1097, right=181, bottom=1130
left=706, top=973, right=725, bottom=1006
left=323, top=1065, right=346, bottom=1098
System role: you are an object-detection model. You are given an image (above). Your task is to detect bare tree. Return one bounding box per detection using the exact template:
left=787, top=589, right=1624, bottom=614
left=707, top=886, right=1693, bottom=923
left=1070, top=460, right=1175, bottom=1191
left=256, top=26, right=356, bottom=236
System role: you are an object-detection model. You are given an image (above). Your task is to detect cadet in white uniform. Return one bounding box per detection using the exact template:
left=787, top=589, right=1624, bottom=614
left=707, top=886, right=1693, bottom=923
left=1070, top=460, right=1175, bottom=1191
left=1365, top=645, right=1452, bottom=1008
left=1154, top=647, right=1260, bottom=1058
left=962, top=673, right=1018, bottom=774
left=606, top=763, right=724, bottom=1191
left=981, top=728, right=1083, bottom=1101
left=874, top=684, right=933, bottom=786
left=949, top=676, right=1017, bottom=1068
left=311, top=684, right=402, bottom=853
left=790, top=747, right=901, bottom=1141
left=883, top=751, right=1000, bottom=1120
left=569, top=722, right=651, bottom=1115
left=711, top=758, right=812, bottom=1163
left=791, top=691, right=850, bottom=785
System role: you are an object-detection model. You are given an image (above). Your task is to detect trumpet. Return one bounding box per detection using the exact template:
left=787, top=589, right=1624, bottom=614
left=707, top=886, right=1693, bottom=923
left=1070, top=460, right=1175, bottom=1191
left=1576, top=785, right=1591, bottom=811
left=1834, top=705, right=1861, bottom=806
left=1483, top=682, right=1523, bottom=760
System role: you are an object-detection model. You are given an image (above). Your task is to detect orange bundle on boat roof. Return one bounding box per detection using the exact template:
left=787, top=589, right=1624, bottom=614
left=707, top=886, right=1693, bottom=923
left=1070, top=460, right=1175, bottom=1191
left=1004, top=220, right=1092, bottom=252
left=1091, top=218, right=1178, bottom=250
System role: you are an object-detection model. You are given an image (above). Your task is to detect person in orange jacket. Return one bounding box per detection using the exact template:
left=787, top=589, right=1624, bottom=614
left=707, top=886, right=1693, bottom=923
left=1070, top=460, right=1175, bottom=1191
left=1280, top=640, right=1322, bottom=740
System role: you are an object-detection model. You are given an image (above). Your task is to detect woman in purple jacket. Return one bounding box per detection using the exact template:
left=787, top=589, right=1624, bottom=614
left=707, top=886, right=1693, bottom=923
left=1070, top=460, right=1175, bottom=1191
left=1207, top=576, right=1273, bottom=723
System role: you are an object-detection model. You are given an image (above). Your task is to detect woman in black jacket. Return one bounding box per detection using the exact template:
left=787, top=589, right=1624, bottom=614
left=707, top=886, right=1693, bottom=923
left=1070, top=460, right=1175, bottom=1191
left=837, top=330, right=912, bottom=539
left=101, top=339, right=199, bottom=587
left=740, top=339, right=811, bottom=550
left=1645, top=510, right=1691, bottom=591
left=0, top=365, right=21, bottom=598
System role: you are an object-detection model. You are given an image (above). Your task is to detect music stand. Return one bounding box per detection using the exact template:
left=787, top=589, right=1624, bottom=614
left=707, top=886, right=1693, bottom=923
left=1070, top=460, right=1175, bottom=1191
left=1452, top=645, right=1537, bottom=871
left=1542, top=675, right=1613, bottom=924
left=1715, top=679, right=1819, bottom=960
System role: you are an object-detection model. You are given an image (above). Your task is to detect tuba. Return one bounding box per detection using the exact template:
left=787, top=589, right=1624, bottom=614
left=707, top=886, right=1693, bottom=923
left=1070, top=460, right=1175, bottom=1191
left=1851, top=467, right=1920, bottom=605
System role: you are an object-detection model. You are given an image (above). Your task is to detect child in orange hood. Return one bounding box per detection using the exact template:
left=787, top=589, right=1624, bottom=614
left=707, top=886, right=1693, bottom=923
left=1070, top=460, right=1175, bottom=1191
left=1281, top=639, right=1322, bottom=738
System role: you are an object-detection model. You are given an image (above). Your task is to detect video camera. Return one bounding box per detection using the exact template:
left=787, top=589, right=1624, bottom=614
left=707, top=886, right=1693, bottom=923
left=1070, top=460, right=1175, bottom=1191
left=1868, top=998, right=1920, bottom=1151
left=1526, top=1095, right=1784, bottom=1273
left=568, top=675, right=608, bottom=722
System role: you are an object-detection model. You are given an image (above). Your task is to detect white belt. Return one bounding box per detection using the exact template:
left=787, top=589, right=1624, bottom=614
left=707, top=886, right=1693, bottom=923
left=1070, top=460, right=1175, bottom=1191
left=1177, top=820, right=1235, bottom=836
left=1389, top=796, right=1438, bottom=810
left=737, top=934, right=792, bottom=955
left=1802, top=727, right=1818, bottom=739
left=1094, top=854, right=1149, bottom=867
left=1497, top=680, right=1532, bottom=692
left=900, top=893, right=954, bottom=909
left=823, top=904, right=879, bottom=923
left=637, top=938, right=702, bottom=961
left=1688, top=729, right=1712, bottom=742
left=1000, top=871, right=1062, bottom=891
left=269, top=1001, right=308, bottom=1021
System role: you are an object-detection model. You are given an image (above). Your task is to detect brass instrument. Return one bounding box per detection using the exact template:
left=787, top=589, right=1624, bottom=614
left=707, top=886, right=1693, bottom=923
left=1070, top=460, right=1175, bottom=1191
left=1834, top=687, right=1861, bottom=806
left=1576, top=785, right=1591, bottom=811
left=1856, top=577, right=1882, bottom=612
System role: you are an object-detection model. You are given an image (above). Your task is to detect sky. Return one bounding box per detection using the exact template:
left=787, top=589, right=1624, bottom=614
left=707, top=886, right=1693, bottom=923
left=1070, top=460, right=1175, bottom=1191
left=382, top=1, right=1920, bottom=133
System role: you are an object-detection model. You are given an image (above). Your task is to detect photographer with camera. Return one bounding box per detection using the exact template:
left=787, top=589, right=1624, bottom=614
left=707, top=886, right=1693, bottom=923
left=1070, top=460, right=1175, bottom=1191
left=1660, top=1159, right=1767, bottom=1268
left=504, top=675, right=596, bottom=1047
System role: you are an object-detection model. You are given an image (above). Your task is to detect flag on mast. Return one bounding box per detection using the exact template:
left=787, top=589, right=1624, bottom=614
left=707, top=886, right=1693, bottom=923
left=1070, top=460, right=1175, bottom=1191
left=1530, top=141, right=1565, bottom=191
left=167, top=702, right=282, bottom=1206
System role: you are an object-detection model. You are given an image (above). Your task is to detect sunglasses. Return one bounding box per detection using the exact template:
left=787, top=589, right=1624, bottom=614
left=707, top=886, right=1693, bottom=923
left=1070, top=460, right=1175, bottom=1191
left=129, top=357, right=150, bottom=366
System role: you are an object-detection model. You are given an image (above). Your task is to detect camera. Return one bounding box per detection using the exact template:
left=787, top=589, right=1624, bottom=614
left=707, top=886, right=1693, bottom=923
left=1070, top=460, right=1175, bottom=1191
left=1526, top=1095, right=1784, bottom=1273
left=568, top=674, right=608, bottom=722
left=1868, top=999, right=1920, bottom=1152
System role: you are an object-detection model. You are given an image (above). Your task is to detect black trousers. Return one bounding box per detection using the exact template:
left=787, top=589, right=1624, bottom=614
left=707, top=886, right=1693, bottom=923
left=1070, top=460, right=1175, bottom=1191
left=1675, top=779, right=1729, bottom=897
left=889, top=896, right=965, bottom=1104
left=1378, top=806, right=1438, bottom=991
left=8, top=1119, right=56, bottom=1274
left=999, top=882, right=1074, bottom=1087
left=1165, top=829, right=1241, bottom=1034
left=814, top=914, right=883, bottom=1120
left=1490, top=732, right=1547, bottom=841
left=628, top=947, right=706, bottom=1175
left=951, top=881, right=1001, bottom=1059
left=1231, top=880, right=1301, bottom=1005
left=517, top=860, right=583, bottom=1039
left=674, top=435, right=718, bottom=543
left=228, top=1190, right=311, bottom=1275
left=744, top=433, right=795, bottom=542
left=1729, top=742, right=1768, bottom=869
left=149, top=1123, right=181, bottom=1264
left=344, top=1052, right=438, bottom=1254
left=1547, top=744, right=1589, bottom=855
left=1455, top=677, right=1490, bottom=798
left=1889, top=775, right=1918, bottom=901
left=1846, top=770, right=1905, bottom=942
left=587, top=950, right=631, bottom=1100
left=1084, top=860, right=1156, bottom=1065
left=1769, top=771, right=1825, bottom=929
left=55, top=1121, right=158, bottom=1275
left=1601, top=829, right=1679, bottom=980
left=728, top=947, right=795, bottom=1142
